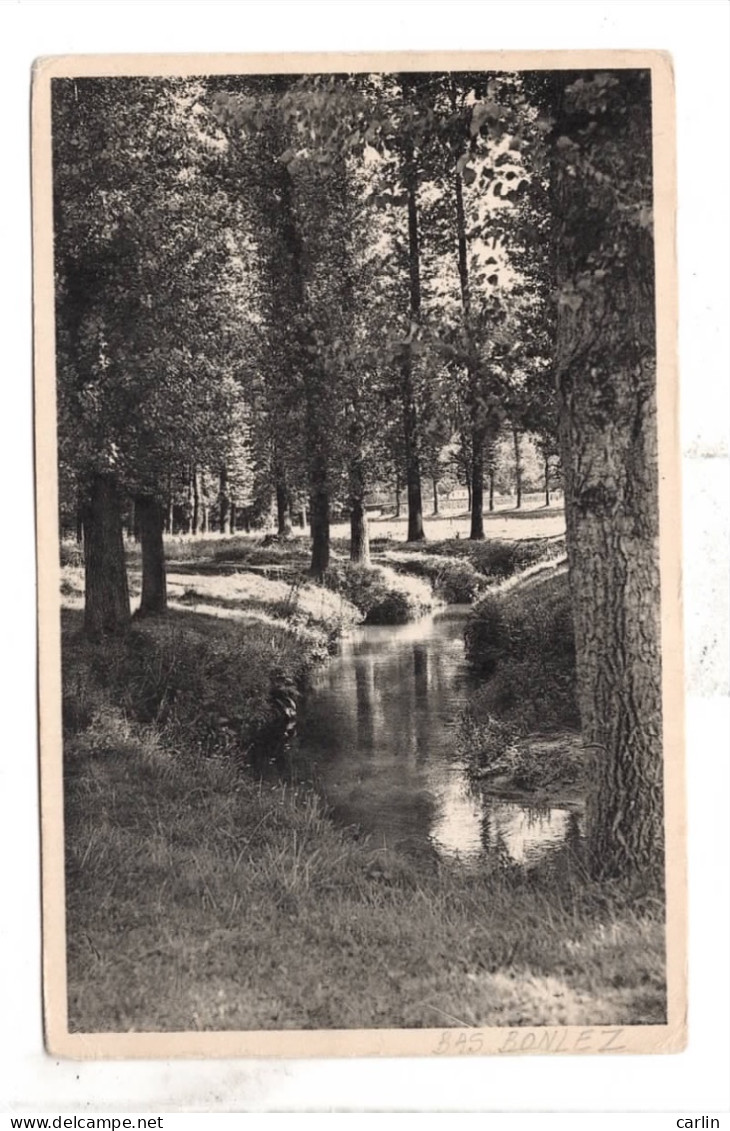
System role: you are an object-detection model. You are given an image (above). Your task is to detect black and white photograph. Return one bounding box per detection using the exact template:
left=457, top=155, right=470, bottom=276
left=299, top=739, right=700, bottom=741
left=32, top=50, right=684, bottom=1058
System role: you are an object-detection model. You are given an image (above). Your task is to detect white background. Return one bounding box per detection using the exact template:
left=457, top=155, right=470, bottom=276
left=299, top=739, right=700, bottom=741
left=1, top=0, right=728, bottom=1118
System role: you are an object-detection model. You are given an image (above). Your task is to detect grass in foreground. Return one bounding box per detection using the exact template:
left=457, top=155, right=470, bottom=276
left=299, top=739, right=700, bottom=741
left=62, top=612, right=666, bottom=1033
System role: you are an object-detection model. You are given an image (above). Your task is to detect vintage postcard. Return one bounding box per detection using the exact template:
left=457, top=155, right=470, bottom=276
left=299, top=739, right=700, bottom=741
left=32, top=50, right=684, bottom=1059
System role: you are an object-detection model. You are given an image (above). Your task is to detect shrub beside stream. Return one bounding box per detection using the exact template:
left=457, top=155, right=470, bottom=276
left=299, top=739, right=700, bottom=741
left=321, top=561, right=433, bottom=624
left=459, top=565, right=583, bottom=800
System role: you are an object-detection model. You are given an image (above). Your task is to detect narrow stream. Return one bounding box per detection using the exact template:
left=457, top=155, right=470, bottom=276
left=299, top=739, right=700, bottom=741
left=280, top=607, right=579, bottom=868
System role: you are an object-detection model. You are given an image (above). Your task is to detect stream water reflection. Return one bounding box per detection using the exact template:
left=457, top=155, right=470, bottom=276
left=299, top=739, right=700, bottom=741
left=281, top=607, right=579, bottom=868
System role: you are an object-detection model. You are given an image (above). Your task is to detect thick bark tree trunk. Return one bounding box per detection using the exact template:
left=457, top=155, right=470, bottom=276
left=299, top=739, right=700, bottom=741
left=552, top=69, right=663, bottom=885
left=350, top=499, right=370, bottom=565
left=82, top=473, right=131, bottom=638
left=136, top=494, right=167, bottom=617
left=349, top=453, right=370, bottom=565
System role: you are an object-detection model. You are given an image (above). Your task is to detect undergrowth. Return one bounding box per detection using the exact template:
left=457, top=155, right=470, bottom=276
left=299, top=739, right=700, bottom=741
left=380, top=552, right=486, bottom=604
left=402, top=536, right=565, bottom=581
left=454, top=566, right=581, bottom=799
left=321, top=562, right=433, bottom=624
left=464, top=567, right=578, bottom=731
left=455, top=704, right=585, bottom=795
left=62, top=608, right=321, bottom=763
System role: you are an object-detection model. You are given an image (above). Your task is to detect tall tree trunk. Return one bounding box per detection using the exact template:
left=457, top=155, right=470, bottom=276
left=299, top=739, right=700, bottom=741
left=81, top=473, right=130, bottom=638
left=544, top=455, right=551, bottom=507
left=192, top=465, right=203, bottom=535
left=454, top=150, right=486, bottom=541
left=512, top=426, right=523, bottom=509
left=394, top=468, right=401, bottom=518
left=432, top=475, right=439, bottom=516
left=552, top=69, right=662, bottom=885
left=75, top=501, right=84, bottom=544
left=305, top=406, right=331, bottom=578
left=349, top=453, right=370, bottom=565
left=275, top=468, right=293, bottom=538
left=452, top=93, right=488, bottom=544
left=275, top=154, right=332, bottom=576
left=485, top=432, right=497, bottom=513
left=470, top=433, right=485, bottom=539
left=300, top=501, right=307, bottom=529
left=401, top=360, right=425, bottom=542
left=228, top=502, right=237, bottom=535
left=218, top=467, right=229, bottom=534
left=460, top=449, right=471, bottom=503
left=309, top=472, right=330, bottom=578
left=136, top=494, right=167, bottom=617
left=202, top=503, right=209, bottom=534
left=181, top=466, right=193, bottom=534
left=165, top=494, right=174, bottom=535
left=401, top=105, right=425, bottom=543
left=350, top=499, right=370, bottom=565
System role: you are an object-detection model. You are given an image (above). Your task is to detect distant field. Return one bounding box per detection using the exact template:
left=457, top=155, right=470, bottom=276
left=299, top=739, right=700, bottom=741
left=141, top=495, right=566, bottom=551
left=334, top=495, right=566, bottom=543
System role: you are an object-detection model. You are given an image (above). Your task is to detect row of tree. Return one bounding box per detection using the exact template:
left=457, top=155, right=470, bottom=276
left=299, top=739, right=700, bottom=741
left=53, top=66, right=663, bottom=882
left=108, top=426, right=558, bottom=544
left=54, top=70, right=559, bottom=609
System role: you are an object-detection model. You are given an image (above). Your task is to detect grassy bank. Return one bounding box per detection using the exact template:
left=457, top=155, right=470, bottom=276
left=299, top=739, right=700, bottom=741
left=464, top=565, right=577, bottom=725
left=61, top=605, right=332, bottom=763
left=60, top=522, right=665, bottom=1031
left=63, top=620, right=666, bottom=1032
left=62, top=532, right=435, bottom=626
left=457, top=564, right=584, bottom=803
left=375, top=535, right=565, bottom=605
